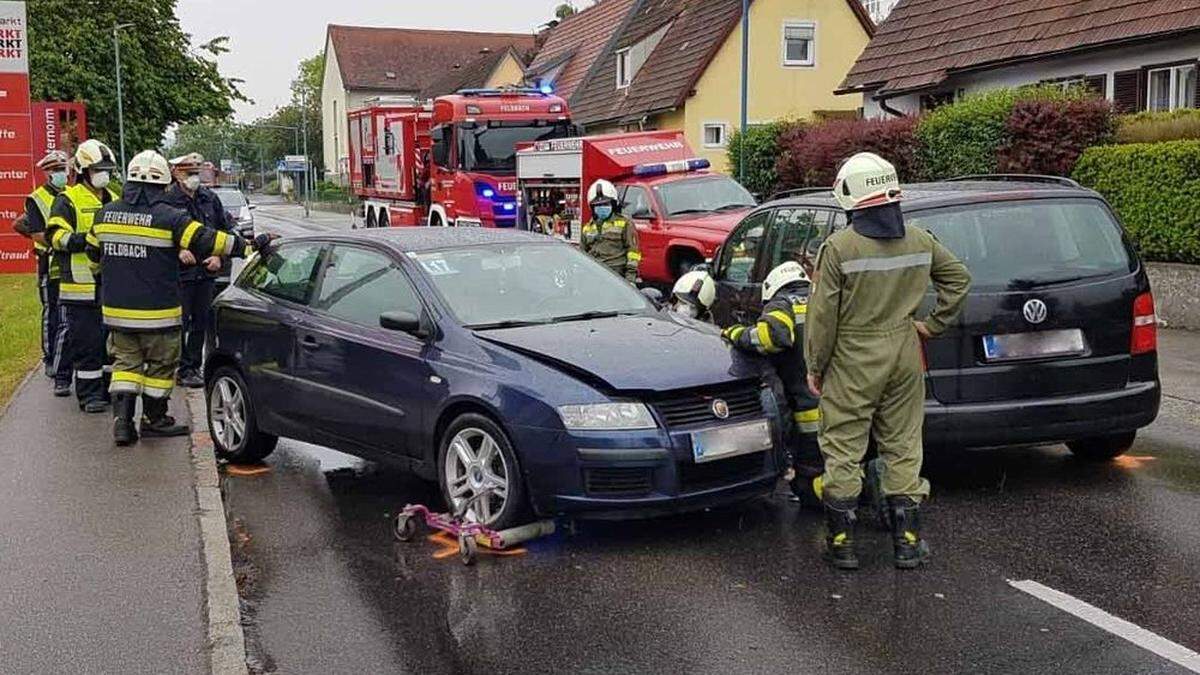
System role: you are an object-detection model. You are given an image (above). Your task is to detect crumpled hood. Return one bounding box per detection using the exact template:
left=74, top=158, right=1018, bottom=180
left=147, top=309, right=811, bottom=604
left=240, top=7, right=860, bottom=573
left=474, top=314, right=766, bottom=393
left=667, top=208, right=752, bottom=235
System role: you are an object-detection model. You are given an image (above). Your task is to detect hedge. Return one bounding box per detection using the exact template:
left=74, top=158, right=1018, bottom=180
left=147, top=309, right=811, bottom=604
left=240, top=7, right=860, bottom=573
left=775, top=116, right=920, bottom=188
left=1116, top=109, right=1200, bottom=144
left=726, top=120, right=803, bottom=198
left=1073, top=140, right=1200, bottom=264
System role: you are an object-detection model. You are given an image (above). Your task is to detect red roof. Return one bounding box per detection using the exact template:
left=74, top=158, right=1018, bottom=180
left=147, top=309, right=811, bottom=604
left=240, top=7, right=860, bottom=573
left=326, top=25, right=537, bottom=93
left=421, top=48, right=525, bottom=99
left=842, top=0, right=1200, bottom=96
left=526, top=0, right=640, bottom=102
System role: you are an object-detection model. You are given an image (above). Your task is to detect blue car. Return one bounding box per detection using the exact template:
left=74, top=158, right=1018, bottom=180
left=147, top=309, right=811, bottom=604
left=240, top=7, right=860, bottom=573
left=205, top=228, right=784, bottom=528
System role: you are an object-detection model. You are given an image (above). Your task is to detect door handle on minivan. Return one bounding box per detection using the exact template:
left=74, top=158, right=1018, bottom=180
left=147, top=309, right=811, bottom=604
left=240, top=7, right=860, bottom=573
left=300, top=335, right=321, bottom=350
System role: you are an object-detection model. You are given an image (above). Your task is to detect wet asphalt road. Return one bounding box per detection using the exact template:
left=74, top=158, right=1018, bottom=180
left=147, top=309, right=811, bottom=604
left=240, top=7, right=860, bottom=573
left=226, top=206, right=1200, bottom=674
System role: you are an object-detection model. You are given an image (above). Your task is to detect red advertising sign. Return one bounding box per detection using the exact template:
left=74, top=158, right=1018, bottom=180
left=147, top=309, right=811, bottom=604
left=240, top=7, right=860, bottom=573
left=0, top=0, right=33, bottom=274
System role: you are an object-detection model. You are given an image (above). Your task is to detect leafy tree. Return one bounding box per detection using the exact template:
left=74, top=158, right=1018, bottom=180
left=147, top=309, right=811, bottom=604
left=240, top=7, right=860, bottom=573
left=27, top=0, right=246, bottom=156
left=290, top=52, right=324, bottom=171
left=555, top=3, right=577, bottom=19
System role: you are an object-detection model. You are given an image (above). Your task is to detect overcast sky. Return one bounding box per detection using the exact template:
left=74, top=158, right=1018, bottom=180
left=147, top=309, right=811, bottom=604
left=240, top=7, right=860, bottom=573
left=176, top=0, right=581, bottom=121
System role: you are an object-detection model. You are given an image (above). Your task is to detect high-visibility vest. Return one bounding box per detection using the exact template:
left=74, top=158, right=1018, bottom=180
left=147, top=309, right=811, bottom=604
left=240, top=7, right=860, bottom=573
left=29, top=185, right=60, bottom=279
left=47, top=184, right=118, bottom=304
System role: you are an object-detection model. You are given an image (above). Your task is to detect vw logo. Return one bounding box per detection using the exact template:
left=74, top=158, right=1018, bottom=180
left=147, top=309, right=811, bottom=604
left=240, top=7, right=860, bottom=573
left=1023, top=299, right=1048, bottom=324
left=711, top=399, right=730, bottom=419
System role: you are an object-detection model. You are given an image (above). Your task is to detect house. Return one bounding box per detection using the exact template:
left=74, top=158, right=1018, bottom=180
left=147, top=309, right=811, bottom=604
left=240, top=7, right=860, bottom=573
left=320, top=25, right=536, bottom=183
left=524, top=0, right=640, bottom=105
left=567, top=0, right=875, bottom=172
left=841, top=0, right=1200, bottom=119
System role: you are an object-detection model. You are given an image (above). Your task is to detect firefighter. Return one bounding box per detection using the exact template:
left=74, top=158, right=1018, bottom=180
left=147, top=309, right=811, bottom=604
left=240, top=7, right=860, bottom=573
left=721, top=261, right=825, bottom=505
left=805, top=152, right=970, bottom=570
left=581, top=179, right=640, bottom=283
left=17, top=151, right=73, bottom=394
left=670, top=269, right=716, bottom=321
left=85, top=150, right=271, bottom=446
left=46, top=140, right=121, bottom=412
left=163, top=153, right=233, bottom=389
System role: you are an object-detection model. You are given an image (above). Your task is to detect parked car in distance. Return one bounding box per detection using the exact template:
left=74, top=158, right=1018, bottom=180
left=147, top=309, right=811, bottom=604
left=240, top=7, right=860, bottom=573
left=709, top=175, right=1160, bottom=460
left=205, top=228, right=784, bottom=529
left=213, top=187, right=255, bottom=238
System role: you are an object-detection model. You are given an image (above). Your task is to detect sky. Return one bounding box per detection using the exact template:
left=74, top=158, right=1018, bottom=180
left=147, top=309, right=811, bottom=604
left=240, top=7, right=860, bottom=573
left=176, top=0, right=580, bottom=121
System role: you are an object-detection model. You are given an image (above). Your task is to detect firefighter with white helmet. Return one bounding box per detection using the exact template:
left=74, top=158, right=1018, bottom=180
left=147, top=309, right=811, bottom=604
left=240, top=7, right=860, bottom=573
left=670, top=269, right=716, bottom=320
left=581, top=179, right=640, bottom=283
left=84, top=150, right=272, bottom=446
left=45, top=140, right=121, bottom=412
left=721, top=260, right=824, bottom=503
left=805, top=152, right=971, bottom=570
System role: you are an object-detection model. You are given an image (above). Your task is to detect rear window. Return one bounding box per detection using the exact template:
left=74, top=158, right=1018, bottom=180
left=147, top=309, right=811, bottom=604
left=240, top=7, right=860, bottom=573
left=906, top=199, right=1134, bottom=292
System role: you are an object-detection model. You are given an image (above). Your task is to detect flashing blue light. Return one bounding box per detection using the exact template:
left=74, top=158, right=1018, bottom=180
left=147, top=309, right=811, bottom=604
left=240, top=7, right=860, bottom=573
left=503, top=202, right=516, bottom=211
left=482, top=188, right=495, bottom=198
left=632, top=158, right=712, bottom=177
left=539, top=84, right=554, bottom=95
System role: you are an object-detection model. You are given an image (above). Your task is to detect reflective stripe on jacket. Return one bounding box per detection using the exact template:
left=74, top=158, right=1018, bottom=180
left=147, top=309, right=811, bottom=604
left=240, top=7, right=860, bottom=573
left=727, top=288, right=820, bottom=424
left=46, top=184, right=118, bottom=304
left=581, top=216, right=640, bottom=280
left=28, top=185, right=60, bottom=278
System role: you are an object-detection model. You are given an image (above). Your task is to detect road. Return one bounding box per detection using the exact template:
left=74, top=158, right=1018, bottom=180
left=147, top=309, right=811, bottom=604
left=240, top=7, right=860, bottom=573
left=230, top=203, right=1200, bottom=674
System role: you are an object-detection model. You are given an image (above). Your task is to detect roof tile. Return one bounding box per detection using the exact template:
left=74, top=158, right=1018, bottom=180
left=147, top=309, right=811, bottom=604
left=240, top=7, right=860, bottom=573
left=526, top=0, right=640, bottom=102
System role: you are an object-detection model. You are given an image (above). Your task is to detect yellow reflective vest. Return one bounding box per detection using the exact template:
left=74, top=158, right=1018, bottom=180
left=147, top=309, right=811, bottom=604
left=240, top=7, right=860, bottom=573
left=28, top=185, right=59, bottom=279
left=46, top=183, right=118, bottom=304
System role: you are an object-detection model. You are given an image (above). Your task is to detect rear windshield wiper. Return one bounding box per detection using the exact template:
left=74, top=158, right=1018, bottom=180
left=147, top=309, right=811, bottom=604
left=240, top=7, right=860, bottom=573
left=668, top=209, right=711, bottom=216
left=1010, top=272, right=1113, bottom=289
left=715, top=203, right=752, bottom=211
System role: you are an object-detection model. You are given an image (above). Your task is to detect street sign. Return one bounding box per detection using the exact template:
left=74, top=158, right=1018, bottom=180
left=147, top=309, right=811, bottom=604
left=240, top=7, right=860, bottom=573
left=281, top=154, right=309, bottom=172
left=220, top=159, right=233, bottom=173
left=0, top=0, right=35, bottom=274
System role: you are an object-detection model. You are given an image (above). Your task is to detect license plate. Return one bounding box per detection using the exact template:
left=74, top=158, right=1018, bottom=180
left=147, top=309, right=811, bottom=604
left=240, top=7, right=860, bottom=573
left=982, top=329, right=1086, bottom=361
left=691, top=419, right=772, bottom=464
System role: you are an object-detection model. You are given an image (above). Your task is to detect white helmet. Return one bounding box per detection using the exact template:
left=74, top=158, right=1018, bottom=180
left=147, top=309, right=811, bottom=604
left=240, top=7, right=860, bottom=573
left=36, top=150, right=69, bottom=171
left=127, top=150, right=172, bottom=185
left=762, top=261, right=810, bottom=301
left=74, top=139, right=118, bottom=172
left=671, top=269, right=716, bottom=315
left=833, top=152, right=902, bottom=212
left=587, top=178, right=618, bottom=205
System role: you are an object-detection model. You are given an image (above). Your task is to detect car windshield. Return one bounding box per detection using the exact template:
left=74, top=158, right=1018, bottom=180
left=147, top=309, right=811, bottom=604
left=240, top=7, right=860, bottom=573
left=907, top=199, right=1134, bottom=292
left=413, top=242, right=652, bottom=328
left=458, top=121, right=575, bottom=174
left=214, top=190, right=247, bottom=207
left=655, top=176, right=756, bottom=217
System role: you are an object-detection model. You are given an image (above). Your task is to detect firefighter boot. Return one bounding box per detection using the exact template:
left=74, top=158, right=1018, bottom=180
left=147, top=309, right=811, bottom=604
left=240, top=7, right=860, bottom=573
left=113, top=393, right=139, bottom=447
left=824, top=500, right=860, bottom=571
left=140, top=396, right=190, bottom=438
left=889, top=496, right=931, bottom=569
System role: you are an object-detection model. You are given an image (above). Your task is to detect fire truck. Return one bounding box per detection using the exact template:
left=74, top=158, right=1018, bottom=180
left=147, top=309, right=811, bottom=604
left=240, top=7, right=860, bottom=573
left=515, top=130, right=757, bottom=285
left=347, top=88, right=575, bottom=229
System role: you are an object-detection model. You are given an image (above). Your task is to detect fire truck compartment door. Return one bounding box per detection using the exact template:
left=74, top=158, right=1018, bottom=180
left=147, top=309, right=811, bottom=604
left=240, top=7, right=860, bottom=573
left=517, top=149, right=581, bottom=180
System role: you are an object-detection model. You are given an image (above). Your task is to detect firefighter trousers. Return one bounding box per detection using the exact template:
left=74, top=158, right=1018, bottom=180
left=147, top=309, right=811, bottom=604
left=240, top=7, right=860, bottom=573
left=38, top=275, right=69, bottom=380
left=817, top=324, right=930, bottom=504
left=179, top=278, right=213, bottom=375
left=108, top=330, right=181, bottom=400
left=63, top=304, right=110, bottom=405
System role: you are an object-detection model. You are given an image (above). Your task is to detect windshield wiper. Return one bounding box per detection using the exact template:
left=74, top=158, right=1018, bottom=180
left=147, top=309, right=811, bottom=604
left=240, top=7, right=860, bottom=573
left=715, top=203, right=752, bottom=211
left=668, top=209, right=711, bottom=216
left=467, top=319, right=550, bottom=330
left=550, top=310, right=639, bottom=323
left=1010, top=272, right=1113, bottom=288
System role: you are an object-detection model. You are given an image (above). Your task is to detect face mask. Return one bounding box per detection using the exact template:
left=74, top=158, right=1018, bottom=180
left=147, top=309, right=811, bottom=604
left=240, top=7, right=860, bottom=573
left=593, top=205, right=613, bottom=221
left=49, top=171, right=67, bottom=188
left=89, top=171, right=111, bottom=189
left=183, top=175, right=202, bottom=191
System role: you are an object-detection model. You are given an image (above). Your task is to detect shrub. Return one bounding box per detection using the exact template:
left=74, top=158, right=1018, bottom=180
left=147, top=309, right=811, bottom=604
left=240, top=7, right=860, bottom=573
left=726, top=120, right=804, bottom=198
left=1072, top=140, right=1200, bottom=264
left=263, top=178, right=280, bottom=195
left=774, top=116, right=920, bottom=190
left=997, top=97, right=1114, bottom=176
left=314, top=180, right=351, bottom=202
left=1116, top=109, right=1200, bottom=144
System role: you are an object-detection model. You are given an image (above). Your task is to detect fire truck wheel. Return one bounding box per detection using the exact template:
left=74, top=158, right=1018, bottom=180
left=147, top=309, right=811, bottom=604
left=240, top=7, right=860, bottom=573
left=430, top=213, right=445, bottom=228
left=365, top=209, right=377, bottom=228
left=379, top=211, right=390, bottom=228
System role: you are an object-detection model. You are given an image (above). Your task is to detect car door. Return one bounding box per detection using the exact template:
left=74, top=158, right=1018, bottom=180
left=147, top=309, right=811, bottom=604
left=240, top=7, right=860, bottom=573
left=711, top=209, right=772, bottom=327
left=291, top=243, right=435, bottom=459
left=763, top=207, right=834, bottom=280
left=225, top=242, right=327, bottom=435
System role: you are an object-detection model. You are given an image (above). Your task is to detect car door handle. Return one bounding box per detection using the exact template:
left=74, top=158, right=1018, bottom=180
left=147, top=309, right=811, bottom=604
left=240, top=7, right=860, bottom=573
left=300, top=335, right=321, bottom=350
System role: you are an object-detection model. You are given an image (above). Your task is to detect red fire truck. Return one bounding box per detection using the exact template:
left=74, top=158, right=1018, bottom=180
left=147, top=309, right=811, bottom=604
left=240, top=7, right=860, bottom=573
left=347, top=88, right=575, bottom=229
left=515, top=130, right=757, bottom=284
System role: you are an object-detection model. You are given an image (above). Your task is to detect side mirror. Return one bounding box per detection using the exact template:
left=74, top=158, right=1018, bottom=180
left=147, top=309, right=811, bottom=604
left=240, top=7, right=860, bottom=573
left=248, top=204, right=257, bottom=211
left=640, top=287, right=664, bottom=307
left=380, top=310, right=427, bottom=338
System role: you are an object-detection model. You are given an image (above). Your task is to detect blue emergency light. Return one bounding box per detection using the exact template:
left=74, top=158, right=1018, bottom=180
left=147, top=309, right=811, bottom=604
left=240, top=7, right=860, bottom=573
left=632, top=158, right=711, bottom=178
left=540, top=84, right=554, bottom=95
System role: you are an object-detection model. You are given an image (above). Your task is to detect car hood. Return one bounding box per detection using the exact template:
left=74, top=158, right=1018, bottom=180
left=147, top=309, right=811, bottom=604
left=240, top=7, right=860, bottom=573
left=664, top=208, right=753, bottom=234
left=473, top=314, right=765, bottom=393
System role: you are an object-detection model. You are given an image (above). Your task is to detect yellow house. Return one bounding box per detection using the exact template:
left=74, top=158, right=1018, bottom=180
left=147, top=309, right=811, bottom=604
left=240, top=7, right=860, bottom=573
left=570, top=0, right=875, bottom=173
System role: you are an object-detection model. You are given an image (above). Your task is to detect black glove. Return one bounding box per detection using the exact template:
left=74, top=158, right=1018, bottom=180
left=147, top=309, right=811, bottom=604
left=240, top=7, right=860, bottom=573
left=250, top=233, right=274, bottom=254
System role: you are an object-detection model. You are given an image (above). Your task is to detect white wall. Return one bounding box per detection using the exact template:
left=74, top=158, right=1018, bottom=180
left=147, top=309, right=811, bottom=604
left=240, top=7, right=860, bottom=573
left=863, top=35, right=1200, bottom=118
left=321, top=37, right=348, bottom=183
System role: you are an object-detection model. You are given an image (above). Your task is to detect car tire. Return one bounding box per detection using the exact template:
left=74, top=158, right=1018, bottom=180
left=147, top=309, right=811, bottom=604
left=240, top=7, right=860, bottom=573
left=430, top=213, right=444, bottom=228
left=437, top=413, right=527, bottom=530
left=1066, top=432, right=1136, bottom=461
left=365, top=208, right=377, bottom=229
left=206, top=366, right=278, bottom=464
left=379, top=211, right=390, bottom=228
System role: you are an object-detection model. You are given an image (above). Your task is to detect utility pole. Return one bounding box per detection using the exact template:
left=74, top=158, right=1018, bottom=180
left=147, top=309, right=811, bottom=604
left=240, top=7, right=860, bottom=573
left=113, top=23, right=135, bottom=171
left=301, top=88, right=311, bottom=218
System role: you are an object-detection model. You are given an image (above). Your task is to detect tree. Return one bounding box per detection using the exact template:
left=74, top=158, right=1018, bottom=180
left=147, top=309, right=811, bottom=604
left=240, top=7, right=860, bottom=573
left=27, top=0, right=246, bottom=154
left=291, top=52, right=325, bottom=172
left=555, top=3, right=577, bottom=19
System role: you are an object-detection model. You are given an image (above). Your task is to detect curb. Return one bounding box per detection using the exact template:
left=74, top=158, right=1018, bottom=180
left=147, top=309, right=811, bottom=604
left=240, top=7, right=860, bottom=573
left=185, top=388, right=249, bottom=675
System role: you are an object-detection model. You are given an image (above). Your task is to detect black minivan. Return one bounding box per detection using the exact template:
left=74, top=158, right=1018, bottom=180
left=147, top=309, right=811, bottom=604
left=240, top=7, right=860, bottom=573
left=709, top=176, right=1160, bottom=460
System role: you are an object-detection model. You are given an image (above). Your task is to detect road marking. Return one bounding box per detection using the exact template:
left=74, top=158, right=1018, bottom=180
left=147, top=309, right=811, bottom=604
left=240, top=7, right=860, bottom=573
left=1009, top=579, right=1200, bottom=673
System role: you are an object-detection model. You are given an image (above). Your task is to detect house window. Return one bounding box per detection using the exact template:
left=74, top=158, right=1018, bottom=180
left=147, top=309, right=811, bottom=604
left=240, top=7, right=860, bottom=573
left=616, top=48, right=631, bottom=89
left=1148, top=64, right=1197, bottom=111
left=703, top=123, right=728, bottom=148
left=782, top=22, right=816, bottom=67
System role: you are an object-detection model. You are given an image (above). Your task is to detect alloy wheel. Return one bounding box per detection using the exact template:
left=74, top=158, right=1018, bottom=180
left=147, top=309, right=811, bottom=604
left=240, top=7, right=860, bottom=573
left=210, top=376, right=247, bottom=451
left=444, top=427, right=510, bottom=525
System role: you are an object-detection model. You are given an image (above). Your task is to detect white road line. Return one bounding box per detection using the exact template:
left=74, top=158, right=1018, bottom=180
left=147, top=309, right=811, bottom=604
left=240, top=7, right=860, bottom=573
left=1009, top=579, right=1200, bottom=673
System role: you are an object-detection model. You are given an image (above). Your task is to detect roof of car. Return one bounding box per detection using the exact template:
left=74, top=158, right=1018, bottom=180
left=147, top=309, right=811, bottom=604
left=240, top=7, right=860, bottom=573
left=289, top=226, right=555, bottom=252
left=761, top=178, right=1103, bottom=213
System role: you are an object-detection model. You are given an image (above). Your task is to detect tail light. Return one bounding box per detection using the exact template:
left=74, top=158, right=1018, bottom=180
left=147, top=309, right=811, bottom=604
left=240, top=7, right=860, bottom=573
left=1131, top=291, right=1157, bottom=355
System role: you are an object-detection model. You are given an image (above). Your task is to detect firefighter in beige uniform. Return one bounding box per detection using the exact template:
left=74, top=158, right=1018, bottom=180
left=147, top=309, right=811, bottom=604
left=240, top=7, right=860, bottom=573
left=581, top=179, right=640, bottom=283
left=804, top=153, right=970, bottom=570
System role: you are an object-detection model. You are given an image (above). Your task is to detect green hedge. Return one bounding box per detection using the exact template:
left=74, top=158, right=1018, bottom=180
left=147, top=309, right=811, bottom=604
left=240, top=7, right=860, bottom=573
left=1073, top=140, right=1200, bottom=264
left=726, top=120, right=803, bottom=198
left=1116, top=109, right=1200, bottom=144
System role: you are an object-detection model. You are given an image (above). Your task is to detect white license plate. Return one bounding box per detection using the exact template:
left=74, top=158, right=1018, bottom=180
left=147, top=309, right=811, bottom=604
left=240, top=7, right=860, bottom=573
left=691, top=419, right=772, bottom=464
left=983, top=329, right=1086, bottom=361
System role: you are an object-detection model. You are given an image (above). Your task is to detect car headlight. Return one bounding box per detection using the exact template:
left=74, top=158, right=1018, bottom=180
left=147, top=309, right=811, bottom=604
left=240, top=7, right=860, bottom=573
left=557, top=403, right=656, bottom=430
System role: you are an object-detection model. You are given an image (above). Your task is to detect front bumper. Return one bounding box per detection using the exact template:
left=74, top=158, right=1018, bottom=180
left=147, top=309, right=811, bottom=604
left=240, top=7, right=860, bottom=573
left=923, top=379, right=1161, bottom=448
